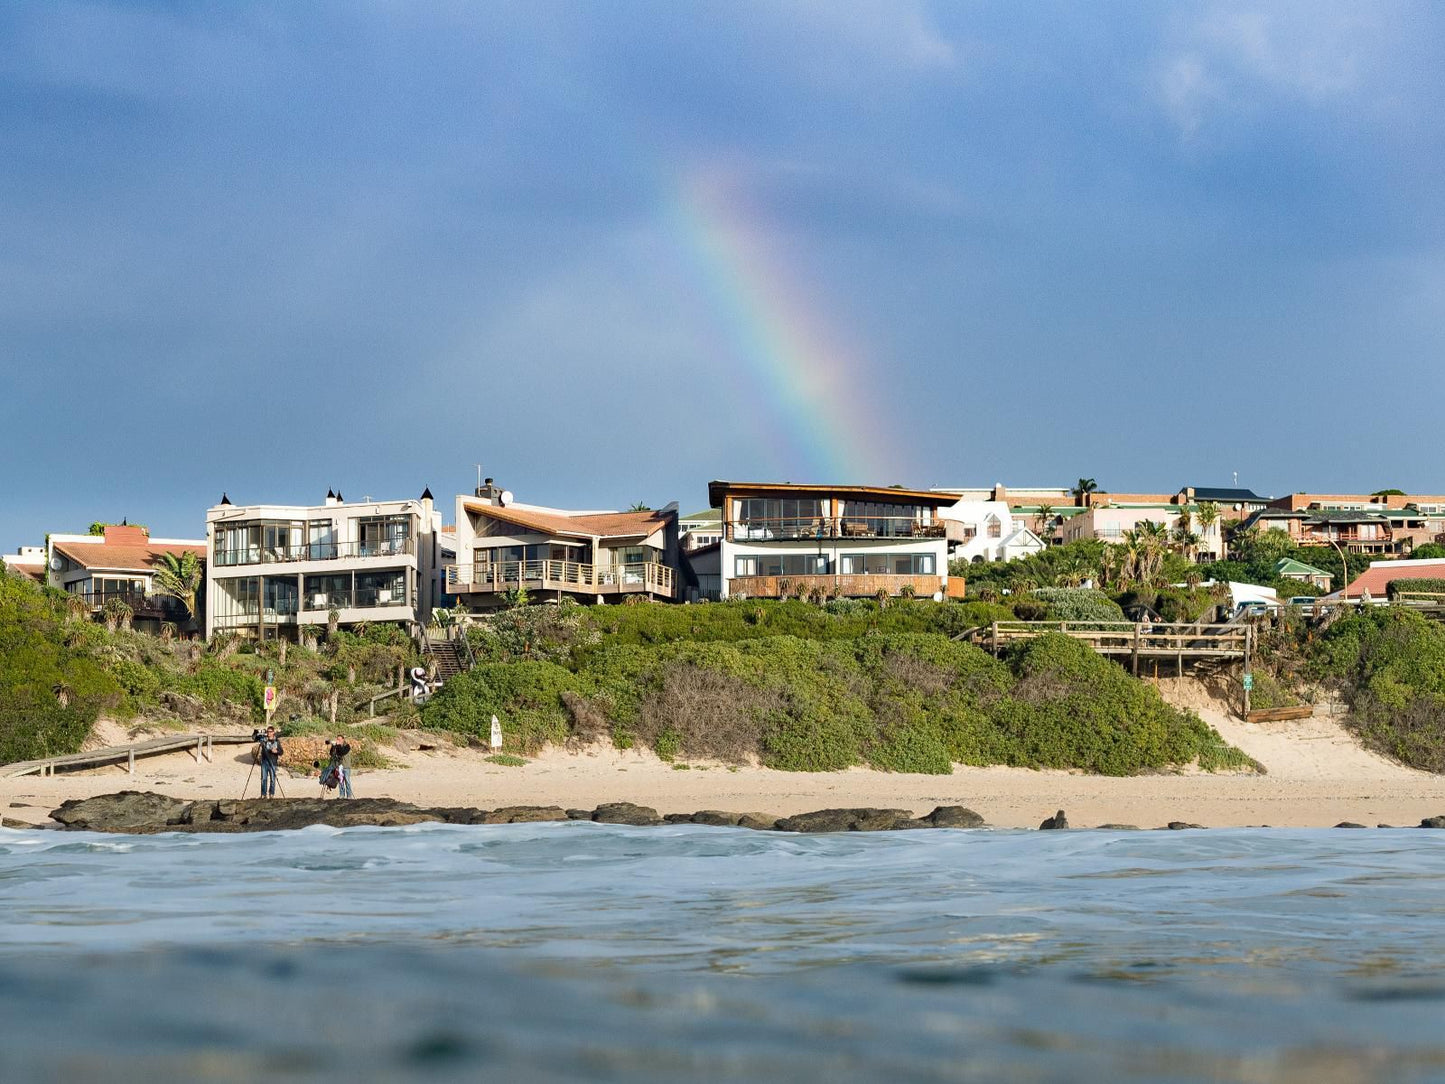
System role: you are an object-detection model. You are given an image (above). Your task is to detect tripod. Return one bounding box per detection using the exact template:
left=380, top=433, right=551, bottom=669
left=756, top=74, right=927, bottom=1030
left=240, top=745, right=258, bottom=799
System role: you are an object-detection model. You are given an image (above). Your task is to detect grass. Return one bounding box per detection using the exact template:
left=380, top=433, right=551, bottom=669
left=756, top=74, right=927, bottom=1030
left=485, top=753, right=528, bottom=767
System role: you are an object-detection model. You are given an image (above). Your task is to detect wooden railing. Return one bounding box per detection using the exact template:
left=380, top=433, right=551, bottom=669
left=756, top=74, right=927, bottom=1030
left=729, top=573, right=942, bottom=599
left=975, top=620, right=1251, bottom=665
left=446, top=560, right=676, bottom=598
left=726, top=517, right=946, bottom=542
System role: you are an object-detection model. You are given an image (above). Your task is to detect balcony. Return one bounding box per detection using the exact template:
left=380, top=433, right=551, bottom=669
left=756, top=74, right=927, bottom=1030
left=446, top=559, right=676, bottom=599
left=301, top=586, right=409, bottom=612
left=74, top=589, right=187, bottom=619
left=213, top=537, right=415, bottom=568
left=729, top=573, right=943, bottom=599
left=726, top=517, right=946, bottom=542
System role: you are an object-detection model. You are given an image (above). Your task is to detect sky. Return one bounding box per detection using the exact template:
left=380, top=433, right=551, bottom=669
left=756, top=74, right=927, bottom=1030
left=2, top=1, right=1444, bottom=549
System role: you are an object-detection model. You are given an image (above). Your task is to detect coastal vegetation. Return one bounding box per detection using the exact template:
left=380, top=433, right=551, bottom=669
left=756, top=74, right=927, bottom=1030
left=419, top=600, right=1255, bottom=775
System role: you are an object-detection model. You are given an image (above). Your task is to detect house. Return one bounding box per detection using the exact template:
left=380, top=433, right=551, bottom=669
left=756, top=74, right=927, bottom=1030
left=1339, top=558, right=1445, bottom=600
left=47, top=524, right=206, bottom=630
left=1273, top=558, right=1332, bottom=591
left=678, top=508, right=722, bottom=552
left=709, top=481, right=957, bottom=600
left=937, top=499, right=1046, bottom=564
left=1262, top=493, right=1445, bottom=554
left=1240, top=508, right=1394, bottom=554
left=2, top=545, right=47, bottom=583
left=1175, top=486, right=1273, bottom=517
left=448, top=480, right=680, bottom=607
left=205, top=489, right=441, bottom=639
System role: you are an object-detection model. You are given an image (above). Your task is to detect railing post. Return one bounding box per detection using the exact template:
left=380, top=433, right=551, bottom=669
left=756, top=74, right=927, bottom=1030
left=1132, top=624, right=1141, bottom=675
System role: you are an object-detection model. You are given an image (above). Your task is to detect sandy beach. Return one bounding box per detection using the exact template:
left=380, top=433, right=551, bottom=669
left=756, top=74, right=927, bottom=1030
left=5, top=686, right=1444, bottom=829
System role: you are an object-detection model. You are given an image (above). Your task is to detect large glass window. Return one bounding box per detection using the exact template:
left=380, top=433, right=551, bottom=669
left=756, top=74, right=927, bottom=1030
left=838, top=502, right=927, bottom=538
left=356, top=516, right=411, bottom=557
left=264, top=578, right=299, bottom=615
left=356, top=570, right=406, bottom=607
left=304, top=573, right=351, bottom=610
left=735, top=555, right=831, bottom=577
left=735, top=499, right=824, bottom=539
left=840, top=552, right=935, bottom=575
left=308, top=520, right=336, bottom=560
left=215, top=521, right=303, bottom=565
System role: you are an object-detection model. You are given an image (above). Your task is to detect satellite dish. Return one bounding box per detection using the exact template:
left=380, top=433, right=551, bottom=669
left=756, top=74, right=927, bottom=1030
left=49, top=556, right=63, bottom=571
left=500, top=490, right=514, bottom=507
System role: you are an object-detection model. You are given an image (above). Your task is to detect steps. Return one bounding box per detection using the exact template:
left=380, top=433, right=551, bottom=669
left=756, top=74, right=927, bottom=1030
left=427, top=639, right=465, bottom=680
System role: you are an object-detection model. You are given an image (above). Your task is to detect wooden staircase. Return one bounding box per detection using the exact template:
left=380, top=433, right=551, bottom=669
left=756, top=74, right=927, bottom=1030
left=428, top=639, right=466, bottom=680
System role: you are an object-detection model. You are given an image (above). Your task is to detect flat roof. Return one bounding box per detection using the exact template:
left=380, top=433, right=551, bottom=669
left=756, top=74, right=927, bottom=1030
left=708, top=481, right=956, bottom=507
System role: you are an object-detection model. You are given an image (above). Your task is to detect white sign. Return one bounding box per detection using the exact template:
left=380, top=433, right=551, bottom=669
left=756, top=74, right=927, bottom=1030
left=490, top=714, right=502, bottom=751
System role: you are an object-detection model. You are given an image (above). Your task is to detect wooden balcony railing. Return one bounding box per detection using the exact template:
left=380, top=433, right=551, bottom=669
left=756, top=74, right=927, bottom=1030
left=729, top=573, right=942, bottom=599
left=726, top=517, right=945, bottom=542
left=447, top=560, right=676, bottom=599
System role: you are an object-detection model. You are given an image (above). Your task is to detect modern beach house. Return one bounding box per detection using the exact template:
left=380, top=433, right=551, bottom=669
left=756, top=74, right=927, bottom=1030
left=446, top=480, right=680, bottom=607
left=47, top=524, right=206, bottom=631
left=709, top=481, right=957, bottom=600
left=204, top=490, right=442, bottom=639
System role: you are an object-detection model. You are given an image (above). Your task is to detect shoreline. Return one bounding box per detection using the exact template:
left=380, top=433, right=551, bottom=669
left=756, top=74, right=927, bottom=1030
left=6, top=739, right=1445, bottom=830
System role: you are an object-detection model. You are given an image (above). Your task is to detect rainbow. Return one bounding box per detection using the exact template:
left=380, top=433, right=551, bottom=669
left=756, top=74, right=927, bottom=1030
left=667, top=172, right=903, bottom=484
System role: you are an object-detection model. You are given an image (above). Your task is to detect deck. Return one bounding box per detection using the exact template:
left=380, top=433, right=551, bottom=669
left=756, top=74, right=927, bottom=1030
left=447, top=559, right=676, bottom=600
left=3, top=733, right=255, bottom=778
left=972, top=620, right=1252, bottom=672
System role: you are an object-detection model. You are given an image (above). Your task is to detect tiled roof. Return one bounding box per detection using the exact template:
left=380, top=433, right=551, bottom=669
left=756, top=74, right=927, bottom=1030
left=1274, top=558, right=1330, bottom=578
left=1343, top=560, right=1445, bottom=599
left=465, top=501, right=672, bottom=541
left=52, top=539, right=204, bottom=573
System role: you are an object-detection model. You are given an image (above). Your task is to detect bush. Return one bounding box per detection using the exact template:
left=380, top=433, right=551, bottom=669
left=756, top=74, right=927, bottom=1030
left=1030, top=588, right=1126, bottom=623
left=1387, top=578, right=1445, bottom=599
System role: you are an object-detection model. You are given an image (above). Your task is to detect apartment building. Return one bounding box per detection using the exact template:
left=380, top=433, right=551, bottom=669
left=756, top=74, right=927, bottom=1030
left=710, top=481, right=957, bottom=600
left=205, top=489, right=441, bottom=638
left=448, top=480, right=680, bottom=607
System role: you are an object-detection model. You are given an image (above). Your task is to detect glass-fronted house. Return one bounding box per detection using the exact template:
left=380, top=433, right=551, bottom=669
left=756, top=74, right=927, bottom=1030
left=708, top=481, right=958, bottom=600
left=205, top=490, right=441, bottom=638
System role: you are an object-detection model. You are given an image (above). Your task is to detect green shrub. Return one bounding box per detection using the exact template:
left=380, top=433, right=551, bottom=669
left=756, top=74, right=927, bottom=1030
left=1030, top=588, right=1126, bottom=623
left=1387, top=578, right=1445, bottom=599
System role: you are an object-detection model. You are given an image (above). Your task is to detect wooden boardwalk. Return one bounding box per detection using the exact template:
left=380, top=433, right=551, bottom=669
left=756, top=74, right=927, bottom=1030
left=973, top=620, right=1252, bottom=673
left=2, top=733, right=255, bottom=778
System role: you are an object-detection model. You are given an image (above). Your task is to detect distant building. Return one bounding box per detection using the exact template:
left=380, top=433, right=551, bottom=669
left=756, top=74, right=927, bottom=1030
left=48, top=524, right=206, bottom=631
left=937, top=499, right=1046, bottom=564
left=1340, top=558, right=1445, bottom=600
left=448, top=480, right=680, bottom=607
left=205, top=489, right=441, bottom=639
left=709, top=481, right=957, bottom=600
left=1273, top=558, right=1333, bottom=591
left=2, top=545, right=47, bottom=583
left=678, top=508, right=722, bottom=551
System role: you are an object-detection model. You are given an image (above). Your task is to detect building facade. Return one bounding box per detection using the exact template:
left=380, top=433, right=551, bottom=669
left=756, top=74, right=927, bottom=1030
left=447, top=481, right=680, bottom=607
left=47, top=524, right=205, bottom=630
left=710, top=481, right=956, bottom=600
left=205, top=490, right=441, bottom=638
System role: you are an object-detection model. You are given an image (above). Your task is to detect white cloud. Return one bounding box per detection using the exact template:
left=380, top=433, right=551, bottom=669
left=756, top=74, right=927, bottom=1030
left=1153, top=2, right=1394, bottom=139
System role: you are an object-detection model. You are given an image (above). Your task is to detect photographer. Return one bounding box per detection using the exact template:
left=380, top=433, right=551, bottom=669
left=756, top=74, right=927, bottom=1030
left=325, top=734, right=353, bottom=798
left=252, top=725, right=284, bottom=799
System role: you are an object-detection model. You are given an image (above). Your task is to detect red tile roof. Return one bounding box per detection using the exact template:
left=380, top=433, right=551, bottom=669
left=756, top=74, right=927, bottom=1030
left=463, top=501, right=672, bottom=541
left=52, top=539, right=205, bottom=573
left=1343, top=560, right=1445, bottom=599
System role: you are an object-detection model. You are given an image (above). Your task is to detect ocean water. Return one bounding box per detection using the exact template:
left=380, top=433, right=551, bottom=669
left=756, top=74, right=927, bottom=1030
left=2, top=824, right=1444, bottom=1082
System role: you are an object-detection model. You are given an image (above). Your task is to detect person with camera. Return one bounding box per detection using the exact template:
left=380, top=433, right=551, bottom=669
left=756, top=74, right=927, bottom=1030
left=325, top=734, right=353, bottom=798
left=252, top=725, right=284, bottom=799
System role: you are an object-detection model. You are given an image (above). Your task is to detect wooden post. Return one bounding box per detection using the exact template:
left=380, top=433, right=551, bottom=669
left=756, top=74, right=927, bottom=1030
left=991, top=621, right=999, bottom=654
left=195, top=736, right=202, bottom=763
left=1131, top=624, right=1141, bottom=675
left=128, top=748, right=134, bottom=776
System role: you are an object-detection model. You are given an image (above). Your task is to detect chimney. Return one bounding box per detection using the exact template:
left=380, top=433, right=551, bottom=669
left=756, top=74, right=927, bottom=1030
left=104, top=524, right=149, bottom=546
left=475, top=477, right=499, bottom=501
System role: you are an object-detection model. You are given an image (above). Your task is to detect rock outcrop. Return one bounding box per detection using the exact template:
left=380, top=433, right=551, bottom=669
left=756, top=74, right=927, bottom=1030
left=591, top=802, right=663, bottom=826
left=774, top=808, right=915, bottom=833
left=1039, top=810, right=1069, bottom=830
left=52, top=791, right=193, bottom=831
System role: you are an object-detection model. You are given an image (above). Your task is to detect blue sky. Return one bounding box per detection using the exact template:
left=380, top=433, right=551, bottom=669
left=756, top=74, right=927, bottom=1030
left=2, top=1, right=1443, bottom=549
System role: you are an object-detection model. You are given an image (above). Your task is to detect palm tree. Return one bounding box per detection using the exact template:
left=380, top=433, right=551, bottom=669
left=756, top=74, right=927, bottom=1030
left=628, top=501, right=653, bottom=512
left=1195, top=501, right=1222, bottom=558
left=152, top=550, right=203, bottom=624
left=102, top=597, right=133, bottom=632
left=1072, top=478, right=1098, bottom=505
left=1036, top=504, right=1056, bottom=540
left=63, top=593, right=90, bottom=624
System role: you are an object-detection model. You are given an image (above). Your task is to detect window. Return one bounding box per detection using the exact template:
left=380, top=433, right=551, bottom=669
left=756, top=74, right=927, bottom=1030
left=986, top=515, right=1002, bottom=539
left=215, top=521, right=304, bottom=565
left=839, top=501, right=928, bottom=538
left=263, top=577, right=298, bottom=615
left=356, top=515, right=411, bottom=557
left=734, top=555, right=830, bottom=577
left=357, top=569, right=406, bottom=607
left=735, top=498, right=824, bottom=539
left=840, top=552, right=935, bottom=575
left=304, top=573, right=351, bottom=610
left=308, top=520, right=336, bottom=560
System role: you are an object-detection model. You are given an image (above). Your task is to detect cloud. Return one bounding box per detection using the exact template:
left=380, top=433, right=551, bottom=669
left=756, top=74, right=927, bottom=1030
left=1154, top=3, right=1391, bottom=138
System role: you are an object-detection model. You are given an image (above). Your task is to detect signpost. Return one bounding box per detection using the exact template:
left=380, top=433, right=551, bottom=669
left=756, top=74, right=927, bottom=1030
left=264, top=671, right=277, bottom=717
left=1242, top=671, right=1253, bottom=717
left=490, top=714, right=502, bottom=752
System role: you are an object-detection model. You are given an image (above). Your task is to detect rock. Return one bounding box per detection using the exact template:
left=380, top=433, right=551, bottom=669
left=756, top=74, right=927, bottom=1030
left=158, top=691, right=203, bottom=720
left=736, top=813, right=781, bottom=831
left=480, top=806, right=568, bottom=824
left=9, top=802, right=30, bottom=809
left=1420, top=816, right=1445, bottom=829
left=689, top=810, right=742, bottom=826
left=916, top=806, right=985, bottom=829
left=1166, top=822, right=1205, bottom=830
left=565, top=809, right=593, bottom=820
left=592, top=802, right=663, bottom=826
left=1096, top=824, right=1140, bottom=830
left=663, top=812, right=697, bottom=824
left=1378, top=823, right=1398, bottom=829
left=1038, top=810, right=1068, bottom=830
left=774, top=808, right=914, bottom=833
left=51, top=791, right=194, bottom=832
left=1334, top=822, right=1367, bottom=829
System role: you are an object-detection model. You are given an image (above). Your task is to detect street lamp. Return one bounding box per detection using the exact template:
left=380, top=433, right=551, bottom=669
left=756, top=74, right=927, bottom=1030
left=1329, top=538, right=1350, bottom=604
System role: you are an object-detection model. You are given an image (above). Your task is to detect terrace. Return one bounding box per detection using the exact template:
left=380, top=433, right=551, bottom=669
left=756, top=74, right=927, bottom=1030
left=446, top=558, right=676, bottom=599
